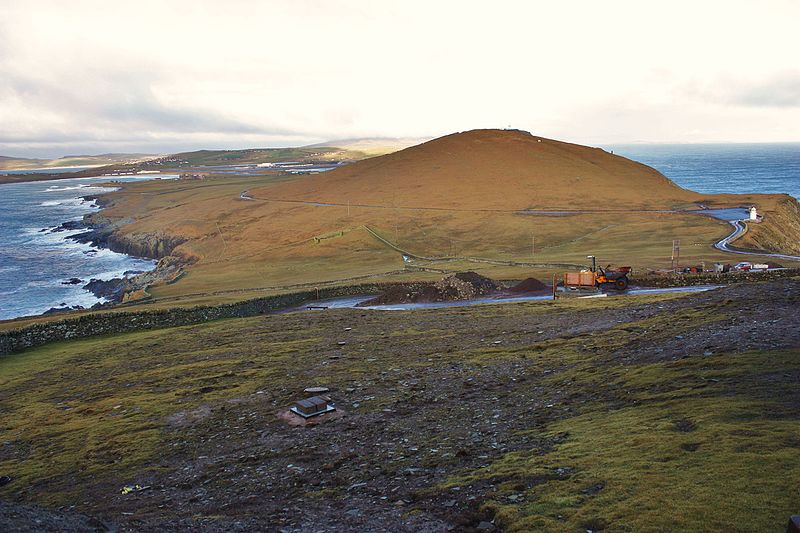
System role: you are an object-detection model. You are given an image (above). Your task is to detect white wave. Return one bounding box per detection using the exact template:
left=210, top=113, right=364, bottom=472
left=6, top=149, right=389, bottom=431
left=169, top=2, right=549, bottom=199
left=88, top=263, right=155, bottom=281
left=23, top=278, right=64, bottom=289
left=42, top=184, right=91, bottom=192
left=23, top=227, right=84, bottom=241
left=9, top=288, right=107, bottom=320
left=38, top=198, right=93, bottom=208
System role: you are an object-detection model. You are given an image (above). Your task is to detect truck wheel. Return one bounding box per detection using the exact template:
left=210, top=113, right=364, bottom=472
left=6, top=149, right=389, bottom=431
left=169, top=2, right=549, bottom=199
left=615, top=278, right=628, bottom=290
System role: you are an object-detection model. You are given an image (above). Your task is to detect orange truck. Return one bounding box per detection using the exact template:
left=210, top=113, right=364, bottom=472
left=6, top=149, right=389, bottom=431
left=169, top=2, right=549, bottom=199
left=564, top=256, right=631, bottom=291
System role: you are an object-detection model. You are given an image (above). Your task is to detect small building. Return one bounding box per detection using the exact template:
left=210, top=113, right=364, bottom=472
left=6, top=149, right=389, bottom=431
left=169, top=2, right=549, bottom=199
left=290, top=396, right=335, bottom=418
left=749, top=206, right=759, bottom=220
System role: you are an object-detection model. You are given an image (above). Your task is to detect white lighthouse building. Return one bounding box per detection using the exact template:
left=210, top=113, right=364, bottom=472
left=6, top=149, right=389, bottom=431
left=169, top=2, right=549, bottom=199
left=749, top=206, right=758, bottom=221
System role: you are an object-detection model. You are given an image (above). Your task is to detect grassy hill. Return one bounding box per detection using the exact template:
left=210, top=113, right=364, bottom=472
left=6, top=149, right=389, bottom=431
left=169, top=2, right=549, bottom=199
left=139, top=138, right=424, bottom=169
left=0, top=138, right=417, bottom=181
left=59, top=129, right=799, bottom=310
left=144, top=147, right=353, bottom=167
left=261, top=129, right=701, bottom=210
left=0, top=153, right=156, bottom=171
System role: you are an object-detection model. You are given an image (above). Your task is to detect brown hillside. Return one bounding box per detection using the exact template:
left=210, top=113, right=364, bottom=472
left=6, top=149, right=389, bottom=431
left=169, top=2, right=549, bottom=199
left=45, top=130, right=797, bottom=309
left=254, top=129, right=701, bottom=210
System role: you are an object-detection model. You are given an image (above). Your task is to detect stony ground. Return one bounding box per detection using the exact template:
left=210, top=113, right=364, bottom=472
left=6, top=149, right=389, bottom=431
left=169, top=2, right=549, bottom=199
left=1, top=278, right=799, bottom=532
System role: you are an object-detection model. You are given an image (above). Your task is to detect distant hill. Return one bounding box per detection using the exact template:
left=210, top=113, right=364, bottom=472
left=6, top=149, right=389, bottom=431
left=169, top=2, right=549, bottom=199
left=259, top=129, right=701, bottom=210
left=0, top=153, right=157, bottom=171
left=140, top=138, right=427, bottom=169
left=306, top=137, right=429, bottom=155
left=1, top=138, right=422, bottom=177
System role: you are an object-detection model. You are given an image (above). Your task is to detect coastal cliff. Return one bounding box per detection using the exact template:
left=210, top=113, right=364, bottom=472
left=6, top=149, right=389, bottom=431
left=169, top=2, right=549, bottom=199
left=75, top=211, right=187, bottom=260
left=737, top=195, right=800, bottom=256
left=65, top=208, right=190, bottom=303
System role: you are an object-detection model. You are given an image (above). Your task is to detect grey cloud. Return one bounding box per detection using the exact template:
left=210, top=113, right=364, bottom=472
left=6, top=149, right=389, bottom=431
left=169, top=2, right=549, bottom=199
left=735, top=73, right=800, bottom=108
left=686, top=72, right=800, bottom=109
left=0, top=68, right=298, bottom=139
left=0, top=67, right=315, bottom=157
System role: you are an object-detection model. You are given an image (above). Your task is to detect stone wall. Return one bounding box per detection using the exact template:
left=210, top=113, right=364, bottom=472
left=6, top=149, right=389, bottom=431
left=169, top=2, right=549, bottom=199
left=0, top=282, right=421, bottom=356
left=634, top=268, right=799, bottom=288
left=4, top=271, right=798, bottom=356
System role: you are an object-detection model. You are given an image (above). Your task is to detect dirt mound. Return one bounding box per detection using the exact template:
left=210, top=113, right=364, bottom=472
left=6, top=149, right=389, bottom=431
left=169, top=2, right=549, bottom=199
left=360, top=272, right=498, bottom=306
left=508, top=277, right=549, bottom=293
left=433, top=272, right=498, bottom=301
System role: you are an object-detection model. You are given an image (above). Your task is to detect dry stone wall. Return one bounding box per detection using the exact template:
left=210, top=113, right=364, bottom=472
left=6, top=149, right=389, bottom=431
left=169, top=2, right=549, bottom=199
left=634, top=268, right=799, bottom=288
left=0, top=282, right=417, bottom=356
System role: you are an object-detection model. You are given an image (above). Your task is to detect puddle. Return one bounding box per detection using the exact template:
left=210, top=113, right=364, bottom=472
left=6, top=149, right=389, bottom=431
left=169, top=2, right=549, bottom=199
left=286, top=285, right=722, bottom=313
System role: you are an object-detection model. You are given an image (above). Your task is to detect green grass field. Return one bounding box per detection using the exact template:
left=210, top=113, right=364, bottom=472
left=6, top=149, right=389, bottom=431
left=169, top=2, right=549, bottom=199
left=1, top=284, right=798, bottom=530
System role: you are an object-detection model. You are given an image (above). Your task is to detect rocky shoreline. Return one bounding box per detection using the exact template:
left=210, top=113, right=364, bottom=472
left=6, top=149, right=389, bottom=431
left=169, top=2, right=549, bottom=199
left=44, top=193, right=188, bottom=307
left=67, top=194, right=187, bottom=259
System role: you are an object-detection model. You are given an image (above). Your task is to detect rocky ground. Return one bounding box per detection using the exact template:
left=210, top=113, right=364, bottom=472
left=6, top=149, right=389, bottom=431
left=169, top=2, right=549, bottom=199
left=0, top=500, right=109, bottom=533
left=1, top=278, right=799, bottom=532
left=359, top=272, right=500, bottom=306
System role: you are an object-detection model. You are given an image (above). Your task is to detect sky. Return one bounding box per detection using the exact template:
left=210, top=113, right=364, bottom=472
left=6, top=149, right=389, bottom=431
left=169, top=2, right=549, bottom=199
left=1, top=0, right=800, bottom=158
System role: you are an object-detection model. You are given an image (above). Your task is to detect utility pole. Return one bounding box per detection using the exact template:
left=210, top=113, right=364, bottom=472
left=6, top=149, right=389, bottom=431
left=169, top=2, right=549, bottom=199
left=671, top=239, right=680, bottom=272
left=531, top=235, right=535, bottom=258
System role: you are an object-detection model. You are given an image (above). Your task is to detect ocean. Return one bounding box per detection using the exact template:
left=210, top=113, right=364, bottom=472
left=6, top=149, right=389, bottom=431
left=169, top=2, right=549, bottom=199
left=0, top=176, right=175, bottom=320
left=604, top=143, right=800, bottom=200
left=1, top=143, right=799, bottom=321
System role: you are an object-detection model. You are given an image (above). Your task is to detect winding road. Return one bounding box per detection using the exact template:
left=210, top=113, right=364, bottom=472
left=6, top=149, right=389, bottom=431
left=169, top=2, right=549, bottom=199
left=713, top=218, right=800, bottom=261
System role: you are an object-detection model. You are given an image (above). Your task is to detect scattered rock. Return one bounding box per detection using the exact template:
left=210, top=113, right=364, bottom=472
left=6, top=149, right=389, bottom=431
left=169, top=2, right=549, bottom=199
left=50, top=220, right=85, bottom=233
left=42, top=305, right=84, bottom=315
left=83, top=278, right=129, bottom=301
left=581, top=482, right=605, bottom=495
left=359, top=272, right=498, bottom=306
left=674, top=419, right=697, bottom=433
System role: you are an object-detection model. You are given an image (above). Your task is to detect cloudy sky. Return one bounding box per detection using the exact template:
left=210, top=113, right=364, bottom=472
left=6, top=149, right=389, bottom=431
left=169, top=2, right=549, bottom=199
left=1, top=0, right=799, bottom=157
